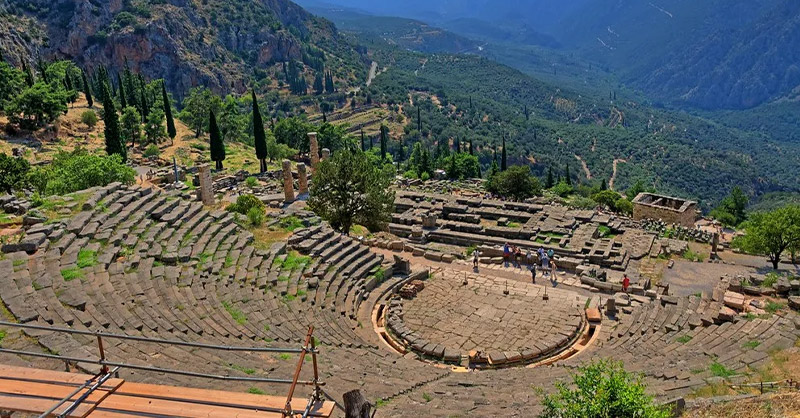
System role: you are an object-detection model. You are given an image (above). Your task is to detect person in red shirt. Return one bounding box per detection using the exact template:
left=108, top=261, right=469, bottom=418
left=622, top=274, right=630, bottom=294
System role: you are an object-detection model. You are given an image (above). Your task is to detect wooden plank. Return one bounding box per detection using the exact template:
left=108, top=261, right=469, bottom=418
left=94, top=394, right=285, bottom=418
left=0, top=379, right=117, bottom=417
left=0, top=364, right=124, bottom=390
left=114, top=382, right=335, bottom=417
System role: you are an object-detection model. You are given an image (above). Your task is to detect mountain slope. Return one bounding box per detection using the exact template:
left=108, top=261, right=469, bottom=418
left=557, top=0, right=800, bottom=109
left=0, top=0, right=367, bottom=97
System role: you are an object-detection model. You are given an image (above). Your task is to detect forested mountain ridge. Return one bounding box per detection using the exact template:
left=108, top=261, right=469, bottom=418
left=558, top=0, right=800, bottom=110
left=0, top=0, right=368, bottom=98
left=363, top=47, right=800, bottom=205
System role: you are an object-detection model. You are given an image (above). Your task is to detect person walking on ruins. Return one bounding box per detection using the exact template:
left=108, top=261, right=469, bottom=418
left=622, top=274, right=630, bottom=295
left=541, top=253, right=550, bottom=278
left=473, top=249, right=480, bottom=269
left=531, top=262, right=537, bottom=283
left=503, top=243, right=511, bottom=266
left=526, top=249, right=534, bottom=269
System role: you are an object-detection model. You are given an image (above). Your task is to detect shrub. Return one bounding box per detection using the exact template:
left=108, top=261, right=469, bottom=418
left=27, top=149, right=135, bottom=195
left=551, top=181, right=574, bottom=197
left=539, top=359, right=671, bottom=418
left=143, top=144, right=160, bottom=158
left=80, top=110, right=98, bottom=128
left=403, top=169, right=418, bottom=179
left=0, top=153, right=31, bottom=193
left=568, top=196, right=596, bottom=210
left=245, top=176, right=258, bottom=188
left=226, top=194, right=265, bottom=215
left=247, top=206, right=264, bottom=226
left=615, top=197, right=634, bottom=216
left=420, top=172, right=430, bottom=181
left=486, top=165, right=542, bottom=199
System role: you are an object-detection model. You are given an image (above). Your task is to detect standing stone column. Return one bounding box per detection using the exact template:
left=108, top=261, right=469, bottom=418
left=321, top=148, right=331, bottom=161
left=197, top=164, right=214, bottom=206
left=282, top=159, right=295, bottom=203
left=297, top=163, right=308, bottom=195
left=308, top=132, right=320, bottom=169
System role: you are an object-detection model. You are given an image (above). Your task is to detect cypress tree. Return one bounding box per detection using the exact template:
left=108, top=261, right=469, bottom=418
left=209, top=111, right=225, bottom=171
left=448, top=153, right=458, bottom=179
left=469, top=139, right=474, bottom=155
left=380, top=125, right=388, bottom=161
left=118, top=77, right=127, bottom=109
left=501, top=134, right=507, bottom=171
left=546, top=166, right=554, bottom=188
left=81, top=70, right=93, bottom=108
left=454, top=138, right=460, bottom=153
left=313, top=73, right=324, bottom=95
left=417, top=106, right=421, bottom=134
left=161, top=81, right=176, bottom=140
left=360, top=129, right=366, bottom=152
left=564, top=165, right=572, bottom=186
left=139, top=82, right=149, bottom=122
left=22, top=61, right=34, bottom=87
left=102, top=82, right=125, bottom=162
left=252, top=90, right=268, bottom=172
left=37, top=59, right=48, bottom=84
left=601, top=178, right=607, bottom=190
left=397, top=137, right=405, bottom=162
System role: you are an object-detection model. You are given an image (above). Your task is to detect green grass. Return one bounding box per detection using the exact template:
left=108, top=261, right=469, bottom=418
left=281, top=251, right=311, bottom=271
left=197, top=253, right=211, bottom=264
left=77, top=250, right=97, bottom=268
left=465, top=244, right=477, bottom=256
left=422, top=392, right=433, bottom=402
left=263, top=324, right=270, bottom=332
left=597, top=225, right=611, bottom=237
left=221, top=301, right=247, bottom=325
left=248, top=387, right=265, bottom=395
left=765, top=301, right=784, bottom=314
left=709, top=361, right=736, bottom=378
left=12, top=259, right=25, bottom=267
left=224, top=256, right=234, bottom=269
left=373, top=267, right=386, bottom=284
left=32, top=281, right=42, bottom=291
left=507, top=222, right=520, bottom=228
left=682, top=248, right=706, bottom=262
left=676, top=335, right=693, bottom=344
left=375, top=399, right=390, bottom=408
left=761, top=273, right=780, bottom=288
left=278, top=353, right=292, bottom=361
left=279, top=216, right=304, bottom=232
left=742, top=340, right=761, bottom=349
left=0, top=329, right=6, bottom=343
left=60, top=267, right=84, bottom=281
left=153, top=260, right=164, bottom=267
left=230, top=364, right=255, bottom=375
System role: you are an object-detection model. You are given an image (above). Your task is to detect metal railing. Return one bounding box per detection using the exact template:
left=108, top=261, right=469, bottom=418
left=0, top=320, right=325, bottom=417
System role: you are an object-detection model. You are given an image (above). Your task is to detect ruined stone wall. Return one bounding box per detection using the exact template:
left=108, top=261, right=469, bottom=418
left=633, top=203, right=697, bottom=227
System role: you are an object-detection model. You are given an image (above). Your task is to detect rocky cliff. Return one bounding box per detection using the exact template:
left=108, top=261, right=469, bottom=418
left=0, top=0, right=367, bottom=98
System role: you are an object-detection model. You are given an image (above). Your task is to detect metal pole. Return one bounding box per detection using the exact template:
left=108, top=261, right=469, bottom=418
left=37, top=374, right=101, bottom=418
left=97, top=334, right=108, bottom=375
left=284, top=326, right=314, bottom=416
left=57, top=367, right=120, bottom=418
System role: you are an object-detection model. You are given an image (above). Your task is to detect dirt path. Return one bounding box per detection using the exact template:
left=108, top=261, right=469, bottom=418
left=574, top=154, right=592, bottom=179
left=366, top=61, right=378, bottom=87
left=609, top=158, right=627, bottom=190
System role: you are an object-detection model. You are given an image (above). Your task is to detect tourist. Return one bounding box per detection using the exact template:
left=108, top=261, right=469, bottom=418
left=513, top=246, right=522, bottom=267
left=503, top=242, right=511, bottom=265
left=622, top=274, right=630, bottom=294
left=541, top=253, right=550, bottom=278
left=531, top=263, right=536, bottom=284
left=547, top=248, right=554, bottom=259
left=473, top=249, right=480, bottom=269
left=526, top=249, right=534, bottom=269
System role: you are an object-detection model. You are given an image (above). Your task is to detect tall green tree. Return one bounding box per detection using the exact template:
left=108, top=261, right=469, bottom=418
left=501, top=134, right=507, bottom=171
left=0, top=62, right=24, bottom=112
left=360, top=129, right=366, bottom=152
left=252, top=90, right=268, bottom=173
left=469, top=139, right=474, bottom=155
left=144, top=108, right=167, bottom=144
left=120, top=106, right=142, bottom=148
left=117, top=76, right=127, bottom=109
left=21, top=61, right=34, bottom=87
left=180, top=87, right=220, bottom=137
left=733, top=205, right=800, bottom=269
left=546, top=166, right=554, bottom=189
left=380, top=124, right=388, bottom=161
left=81, top=70, right=93, bottom=108
left=161, top=81, right=176, bottom=140
left=711, top=186, right=749, bottom=227
left=7, top=82, right=69, bottom=129
left=101, top=82, right=125, bottom=161
left=564, top=164, right=572, bottom=186
left=308, top=149, right=395, bottom=235
left=209, top=110, right=225, bottom=170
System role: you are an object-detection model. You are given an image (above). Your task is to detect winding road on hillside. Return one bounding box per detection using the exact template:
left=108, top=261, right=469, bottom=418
left=609, top=158, right=627, bottom=190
